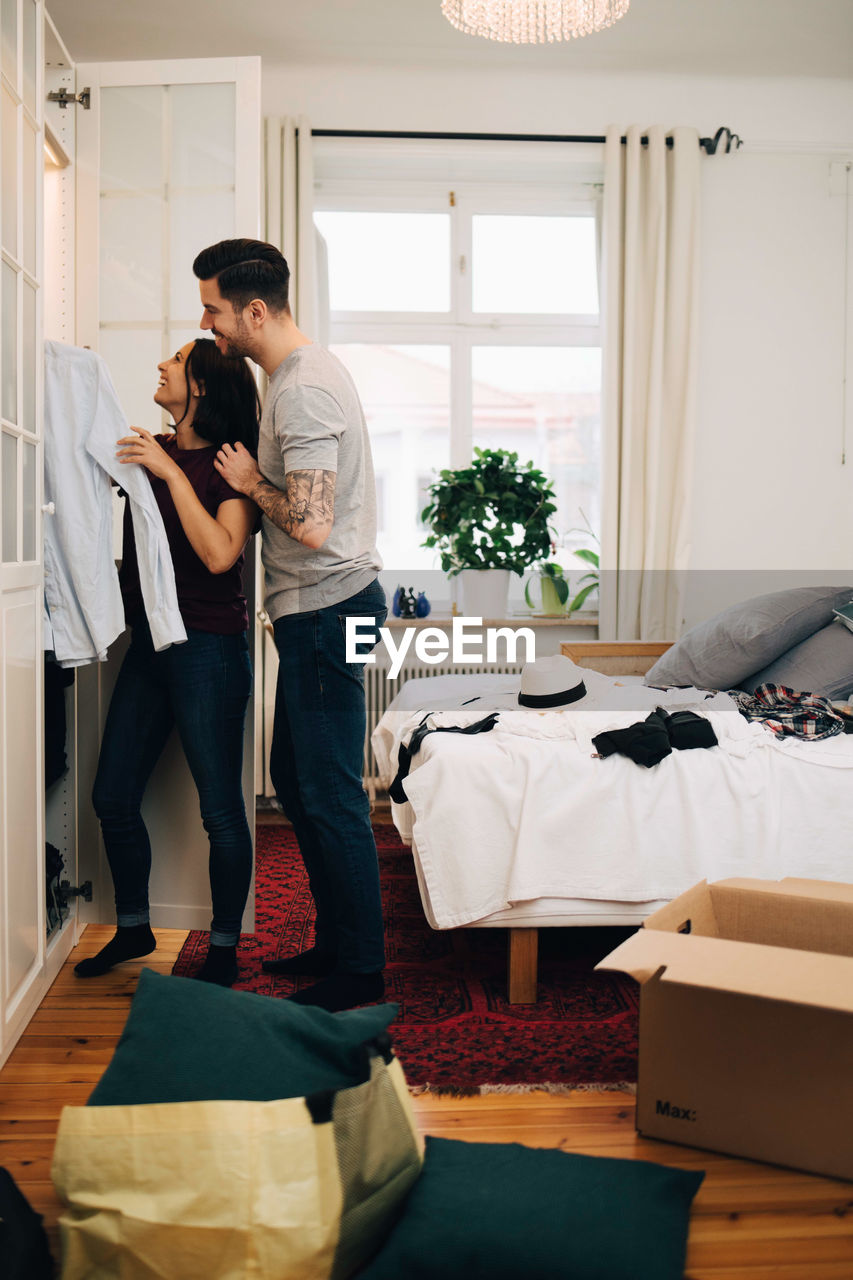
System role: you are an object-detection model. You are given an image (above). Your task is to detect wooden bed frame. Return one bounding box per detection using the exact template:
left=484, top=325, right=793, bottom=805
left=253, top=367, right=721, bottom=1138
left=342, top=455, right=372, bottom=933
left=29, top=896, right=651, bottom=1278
left=505, top=640, right=672, bottom=1003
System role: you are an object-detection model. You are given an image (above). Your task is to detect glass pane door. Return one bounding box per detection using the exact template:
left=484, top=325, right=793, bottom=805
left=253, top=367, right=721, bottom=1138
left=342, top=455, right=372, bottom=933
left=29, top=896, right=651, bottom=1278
left=0, top=0, right=44, bottom=1068
left=74, top=57, right=261, bottom=932
left=97, top=79, right=237, bottom=426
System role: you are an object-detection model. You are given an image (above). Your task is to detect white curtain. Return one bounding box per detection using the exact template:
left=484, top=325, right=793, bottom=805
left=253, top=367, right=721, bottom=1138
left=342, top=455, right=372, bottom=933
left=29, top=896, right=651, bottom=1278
left=598, top=124, right=701, bottom=641
left=257, top=116, right=330, bottom=797
left=264, top=115, right=329, bottom=342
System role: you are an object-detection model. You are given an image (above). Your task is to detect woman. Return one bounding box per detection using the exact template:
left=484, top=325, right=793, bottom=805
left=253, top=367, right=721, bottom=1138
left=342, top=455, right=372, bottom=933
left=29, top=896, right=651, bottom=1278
left=76, top=339, right=260, bottom=987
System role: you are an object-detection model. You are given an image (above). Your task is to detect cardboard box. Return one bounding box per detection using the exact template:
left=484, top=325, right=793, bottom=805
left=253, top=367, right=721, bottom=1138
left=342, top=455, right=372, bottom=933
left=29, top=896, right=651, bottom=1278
left=597, top=878, right=853, bottom=1181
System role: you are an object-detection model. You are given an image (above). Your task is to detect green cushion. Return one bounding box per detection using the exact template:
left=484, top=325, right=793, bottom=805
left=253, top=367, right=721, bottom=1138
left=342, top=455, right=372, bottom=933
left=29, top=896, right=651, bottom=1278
left=87, top=969, right=397, bottom=1105
left=359, top=1136, right=703, bottom=1280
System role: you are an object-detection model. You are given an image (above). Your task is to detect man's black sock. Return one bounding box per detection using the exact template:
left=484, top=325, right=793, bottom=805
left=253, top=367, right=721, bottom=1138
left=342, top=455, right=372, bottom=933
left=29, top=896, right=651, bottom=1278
left=74, top=923, right=156, bottom=977
left=261, top=946, right=337, bottom=977
left=287, top=971, right=385, bottom=1013
left=196, top=944, right=239, bottom=988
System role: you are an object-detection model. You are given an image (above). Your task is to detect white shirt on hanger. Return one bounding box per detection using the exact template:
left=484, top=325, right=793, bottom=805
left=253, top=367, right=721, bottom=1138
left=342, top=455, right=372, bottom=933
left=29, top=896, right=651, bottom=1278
left=43, top=340, right=187, bottom=666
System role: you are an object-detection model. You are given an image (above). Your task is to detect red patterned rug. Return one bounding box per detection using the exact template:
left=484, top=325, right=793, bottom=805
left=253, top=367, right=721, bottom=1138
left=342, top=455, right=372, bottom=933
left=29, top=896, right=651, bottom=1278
left=173, top=823, right=639, bottom=1091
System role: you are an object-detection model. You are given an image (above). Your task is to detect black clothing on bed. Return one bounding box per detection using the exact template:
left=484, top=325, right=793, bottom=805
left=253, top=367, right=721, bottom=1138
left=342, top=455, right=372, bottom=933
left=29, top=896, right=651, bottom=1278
left=655, top=708, right=719, bottom=751
left=592, top=712, right=672, bottom=768
left=390, top=712, right=500, bottom=802
left=592, top=708, right=718, bottom=768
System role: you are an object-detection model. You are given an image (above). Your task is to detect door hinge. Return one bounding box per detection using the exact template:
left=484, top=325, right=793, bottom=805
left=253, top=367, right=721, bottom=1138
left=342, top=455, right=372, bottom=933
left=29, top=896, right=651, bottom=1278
left=59, top=879, right=93, bottom=903
left=459, top=254, right=467, bottom=274
left=449, top=190, right=456, bottom=207
left=47, top=87, right=91, bottom=110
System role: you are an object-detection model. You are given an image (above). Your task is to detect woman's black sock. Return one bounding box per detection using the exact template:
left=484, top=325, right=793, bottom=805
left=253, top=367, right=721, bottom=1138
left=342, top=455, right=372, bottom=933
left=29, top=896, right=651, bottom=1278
left=196, top=944, right=239, bottom=988
left=74, top=923, right=156, bottom=977
left=261, top=946, right=337, bottom=977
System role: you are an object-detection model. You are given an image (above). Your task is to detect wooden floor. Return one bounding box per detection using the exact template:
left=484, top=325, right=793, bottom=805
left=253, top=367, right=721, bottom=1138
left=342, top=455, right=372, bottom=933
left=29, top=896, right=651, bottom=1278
left=2, top=925, right=851, bottom=1279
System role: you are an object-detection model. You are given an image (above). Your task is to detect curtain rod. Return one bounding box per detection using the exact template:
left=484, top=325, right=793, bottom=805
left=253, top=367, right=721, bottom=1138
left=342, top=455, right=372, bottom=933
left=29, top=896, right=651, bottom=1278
left=310, top=126, right=743, bottom=155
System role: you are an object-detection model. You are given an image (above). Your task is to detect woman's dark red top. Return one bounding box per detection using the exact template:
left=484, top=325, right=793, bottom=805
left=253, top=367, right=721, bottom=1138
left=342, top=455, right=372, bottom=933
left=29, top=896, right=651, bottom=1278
left=119, top=434, right=252, bottom=635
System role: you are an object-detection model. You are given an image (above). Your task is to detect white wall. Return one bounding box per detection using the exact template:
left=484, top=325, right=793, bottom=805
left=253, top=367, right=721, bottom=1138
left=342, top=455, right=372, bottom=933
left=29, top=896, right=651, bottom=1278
left=261, top=64, right=852, bottom=146
left=263, top=62, right=853, bottom=614
left=691, top=151, right=853, bottom=588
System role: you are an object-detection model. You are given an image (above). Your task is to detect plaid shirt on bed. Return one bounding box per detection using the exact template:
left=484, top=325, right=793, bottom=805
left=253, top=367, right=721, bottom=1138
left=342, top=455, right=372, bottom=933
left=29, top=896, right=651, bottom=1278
left=728, top=684, right=845, bottom=740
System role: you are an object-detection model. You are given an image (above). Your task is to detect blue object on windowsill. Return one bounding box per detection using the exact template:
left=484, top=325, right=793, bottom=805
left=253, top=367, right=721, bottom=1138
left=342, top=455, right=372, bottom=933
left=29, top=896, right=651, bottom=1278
left=393, top=587, right=429, bottom=620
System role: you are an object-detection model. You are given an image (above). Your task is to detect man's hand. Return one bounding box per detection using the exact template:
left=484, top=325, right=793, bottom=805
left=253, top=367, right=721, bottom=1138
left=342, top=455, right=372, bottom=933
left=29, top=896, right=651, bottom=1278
left=214, top=443, right=335, bottom=549
left=116, top=427, right=180, bottom=482
left=215, top=441, right=263, bottom=495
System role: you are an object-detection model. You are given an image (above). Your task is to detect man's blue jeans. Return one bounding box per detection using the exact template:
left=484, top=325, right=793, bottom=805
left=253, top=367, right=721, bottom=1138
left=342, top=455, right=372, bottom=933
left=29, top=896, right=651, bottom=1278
left=270, top=579, right=387, bottom=974
left=92, top=623, right=253, bottom=946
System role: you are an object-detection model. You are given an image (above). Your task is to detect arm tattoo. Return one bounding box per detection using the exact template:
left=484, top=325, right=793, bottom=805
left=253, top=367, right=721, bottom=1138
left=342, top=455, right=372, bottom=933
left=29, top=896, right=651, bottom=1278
left=249, top=469, right=336, bottom=545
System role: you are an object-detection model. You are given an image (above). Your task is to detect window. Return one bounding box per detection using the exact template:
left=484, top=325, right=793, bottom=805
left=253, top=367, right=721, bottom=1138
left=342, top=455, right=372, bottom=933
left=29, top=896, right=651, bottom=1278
left=375, top=472, right=387, bottom=534
left=314, top=144, right=602, bottom=585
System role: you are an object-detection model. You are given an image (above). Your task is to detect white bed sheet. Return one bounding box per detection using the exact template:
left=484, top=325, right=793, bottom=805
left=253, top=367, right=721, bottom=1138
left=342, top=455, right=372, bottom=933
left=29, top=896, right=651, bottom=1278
left=373, top=671, right=853, bottom=930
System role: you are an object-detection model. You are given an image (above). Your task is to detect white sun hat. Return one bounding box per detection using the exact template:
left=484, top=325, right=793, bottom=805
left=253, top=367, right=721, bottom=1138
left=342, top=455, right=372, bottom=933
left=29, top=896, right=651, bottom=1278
left=518, top=654, right=587, bottom=708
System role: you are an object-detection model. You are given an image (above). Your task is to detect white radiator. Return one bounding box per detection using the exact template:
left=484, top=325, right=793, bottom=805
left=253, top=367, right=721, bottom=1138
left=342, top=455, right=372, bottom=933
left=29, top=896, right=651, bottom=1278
left=363, top=662, right=522, bottom=800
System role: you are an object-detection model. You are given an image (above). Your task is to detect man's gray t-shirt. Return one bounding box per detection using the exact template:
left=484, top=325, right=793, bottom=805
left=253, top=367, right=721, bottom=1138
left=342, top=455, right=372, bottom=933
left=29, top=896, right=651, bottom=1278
left=258, top=344, right=382, bottom=620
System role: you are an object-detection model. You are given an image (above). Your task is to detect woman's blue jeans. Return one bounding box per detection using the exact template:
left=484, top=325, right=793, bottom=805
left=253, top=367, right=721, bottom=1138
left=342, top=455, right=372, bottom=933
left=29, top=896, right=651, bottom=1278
left=270, top=579, right=387, bottom=974
left=92, top=623, right=253, bottom=946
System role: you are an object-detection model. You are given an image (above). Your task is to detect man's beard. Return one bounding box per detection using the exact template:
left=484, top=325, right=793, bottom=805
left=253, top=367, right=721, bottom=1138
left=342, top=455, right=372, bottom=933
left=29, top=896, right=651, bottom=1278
left=214, top=320, right=254, bottom=359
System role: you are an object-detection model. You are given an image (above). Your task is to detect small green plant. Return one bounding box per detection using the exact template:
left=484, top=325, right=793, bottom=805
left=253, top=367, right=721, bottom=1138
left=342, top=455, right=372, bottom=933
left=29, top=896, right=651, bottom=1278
left=420, top=448, right=557, bottom=576
left=524, top=560, right=570, bottom=614
left=565, top=511, right=600, bottom=613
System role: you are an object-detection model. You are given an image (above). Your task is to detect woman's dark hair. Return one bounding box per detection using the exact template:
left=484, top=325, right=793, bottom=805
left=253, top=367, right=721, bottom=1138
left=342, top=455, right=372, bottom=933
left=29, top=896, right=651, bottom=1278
left=178, top=338, right=260, bottom=452
left=192, top=238, right=290, bottom=313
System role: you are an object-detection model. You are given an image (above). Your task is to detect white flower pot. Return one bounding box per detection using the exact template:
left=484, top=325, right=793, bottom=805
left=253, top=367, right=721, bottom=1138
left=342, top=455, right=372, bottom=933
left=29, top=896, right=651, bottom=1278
left=458, top=569, right=511, bottom=619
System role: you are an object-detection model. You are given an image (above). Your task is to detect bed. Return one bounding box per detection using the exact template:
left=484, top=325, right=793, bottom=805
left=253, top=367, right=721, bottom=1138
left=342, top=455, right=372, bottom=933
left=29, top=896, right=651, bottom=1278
left=371, top=642, right=853, bottom=1003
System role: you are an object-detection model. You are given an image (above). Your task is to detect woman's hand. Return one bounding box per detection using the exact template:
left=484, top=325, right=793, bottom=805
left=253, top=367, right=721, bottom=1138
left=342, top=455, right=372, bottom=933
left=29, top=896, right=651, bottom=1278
left=116, top=427, right=181, bottom=482
left=214, top=441, right=263, bottom=496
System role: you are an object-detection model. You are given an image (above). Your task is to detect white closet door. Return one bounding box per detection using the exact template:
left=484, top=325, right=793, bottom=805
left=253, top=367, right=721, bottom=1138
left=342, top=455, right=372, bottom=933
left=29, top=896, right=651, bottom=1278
left=74, top=58, right=261, bottom=930
left=0, top=0, right=46, bottom=1067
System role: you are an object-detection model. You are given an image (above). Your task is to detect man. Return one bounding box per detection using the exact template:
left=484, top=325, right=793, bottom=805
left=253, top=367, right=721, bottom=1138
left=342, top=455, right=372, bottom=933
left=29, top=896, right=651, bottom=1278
left=192, top=238, right=386, bottom=1012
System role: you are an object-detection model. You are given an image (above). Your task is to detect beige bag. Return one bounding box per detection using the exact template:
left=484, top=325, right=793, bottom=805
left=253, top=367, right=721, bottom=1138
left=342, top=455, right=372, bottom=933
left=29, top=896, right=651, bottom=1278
left=52, top=1053, right=423, bottom=1279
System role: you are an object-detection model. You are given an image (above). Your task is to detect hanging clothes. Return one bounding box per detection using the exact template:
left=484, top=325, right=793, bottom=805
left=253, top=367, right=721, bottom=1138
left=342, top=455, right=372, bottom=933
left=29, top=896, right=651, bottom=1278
left=44, top=655, right=74, bottom=787
left=43, top=341, right=186, bottom=667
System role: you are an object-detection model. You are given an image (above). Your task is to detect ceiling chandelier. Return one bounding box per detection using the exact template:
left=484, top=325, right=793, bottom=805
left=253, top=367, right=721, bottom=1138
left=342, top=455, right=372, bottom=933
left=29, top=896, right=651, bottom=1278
left=441, top=0, right=630, bottom=44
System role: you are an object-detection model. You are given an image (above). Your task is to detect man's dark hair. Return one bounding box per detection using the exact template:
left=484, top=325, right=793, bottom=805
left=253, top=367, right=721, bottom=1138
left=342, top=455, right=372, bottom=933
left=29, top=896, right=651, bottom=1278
left=192, top=238, right=290, bottom=313
left=180, top=338, right=261, bottom=452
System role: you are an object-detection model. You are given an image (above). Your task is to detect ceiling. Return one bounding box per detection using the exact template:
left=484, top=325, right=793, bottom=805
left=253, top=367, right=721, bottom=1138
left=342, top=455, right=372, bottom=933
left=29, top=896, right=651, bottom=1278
left=46, top=0, right=853, bottom=79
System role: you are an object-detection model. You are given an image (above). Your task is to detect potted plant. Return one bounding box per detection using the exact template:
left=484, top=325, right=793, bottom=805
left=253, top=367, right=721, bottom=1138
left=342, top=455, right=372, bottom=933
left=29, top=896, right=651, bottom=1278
left=565, top=513, right=600, bottom=613
left=568, top=546, right=599, bottom=612
left=524, top=519, right=600, bottom=616
left=421, top=447, right=557, bottom=617
left=524, top=559, right=570, bottom=615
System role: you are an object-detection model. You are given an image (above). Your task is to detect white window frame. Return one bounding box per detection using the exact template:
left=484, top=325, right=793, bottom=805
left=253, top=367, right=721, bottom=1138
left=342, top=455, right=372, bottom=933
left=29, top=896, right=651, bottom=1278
left=317, top=179, right=601, bottom=474
left=314, top=142, right=603, bottom=597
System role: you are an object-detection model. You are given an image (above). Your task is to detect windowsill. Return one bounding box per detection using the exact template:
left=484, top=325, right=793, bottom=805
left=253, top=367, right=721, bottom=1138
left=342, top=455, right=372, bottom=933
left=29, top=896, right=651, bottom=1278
left=383, top=612, right=599, bottom=628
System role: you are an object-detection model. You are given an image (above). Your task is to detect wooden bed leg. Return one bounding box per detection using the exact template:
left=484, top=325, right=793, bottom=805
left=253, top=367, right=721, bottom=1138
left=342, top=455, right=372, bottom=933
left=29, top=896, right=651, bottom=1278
left=507, top=928, right=538, bottom=1004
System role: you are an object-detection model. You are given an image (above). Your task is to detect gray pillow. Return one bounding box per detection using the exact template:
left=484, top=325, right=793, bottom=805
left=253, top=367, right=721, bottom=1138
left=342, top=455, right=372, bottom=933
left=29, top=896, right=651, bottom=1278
left=645, top=586, right=853, bottom=690
left=739, top=620, right=853, bottom=699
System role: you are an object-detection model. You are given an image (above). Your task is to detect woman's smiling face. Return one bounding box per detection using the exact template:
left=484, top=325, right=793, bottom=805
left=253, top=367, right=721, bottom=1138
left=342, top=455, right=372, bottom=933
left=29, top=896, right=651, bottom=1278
left=154, top=341, right=198, bottom=416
